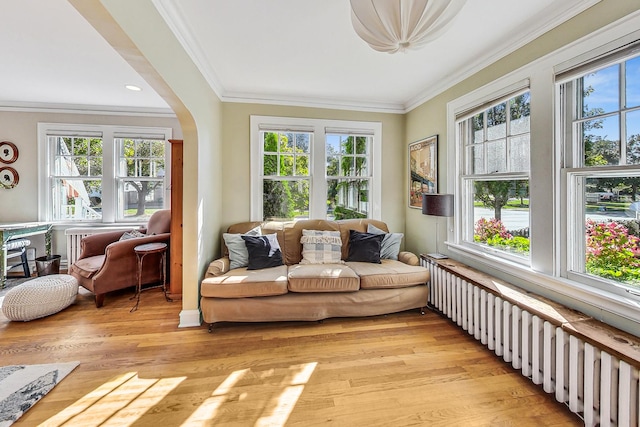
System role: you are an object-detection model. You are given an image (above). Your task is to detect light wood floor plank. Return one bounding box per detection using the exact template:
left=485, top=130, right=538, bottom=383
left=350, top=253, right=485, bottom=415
left=0, top=287, right=581, bottom=426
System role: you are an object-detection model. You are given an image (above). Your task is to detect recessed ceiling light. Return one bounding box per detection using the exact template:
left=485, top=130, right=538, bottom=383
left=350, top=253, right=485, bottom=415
left=125, top=84, right=142, bottom=91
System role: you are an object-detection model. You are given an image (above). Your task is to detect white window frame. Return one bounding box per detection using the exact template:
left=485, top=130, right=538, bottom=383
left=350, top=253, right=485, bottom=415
left=38, top=123, right=172, bottom=224
left=457, top=86, right=531, bottom=265
left=250, top=116, right=382, bottom=221
left=445, top=13, right=640, bottom=326
left=558, top=47, right=640, bottom=297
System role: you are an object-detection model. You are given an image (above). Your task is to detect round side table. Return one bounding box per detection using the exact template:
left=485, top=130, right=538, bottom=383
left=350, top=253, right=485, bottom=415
left=131, top=242, right=172, bottom=312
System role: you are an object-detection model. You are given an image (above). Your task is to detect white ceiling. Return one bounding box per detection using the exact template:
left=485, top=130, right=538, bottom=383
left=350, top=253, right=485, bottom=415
left=0, top=0, right=598, bottom=115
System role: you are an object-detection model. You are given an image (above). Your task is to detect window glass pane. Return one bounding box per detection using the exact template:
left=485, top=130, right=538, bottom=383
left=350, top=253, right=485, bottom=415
left=52, top=178, right=102, bottom=221
left=295, top=133, right=310, bottom=153
left=472, top=113, right=484, bottom=144
left=262, top=179, right=309, bottom=221
left=280, top=155, right=294, bottom=176
left=510, top=93, right=530, bottom=135
left=581, top=175, right=640, bottom=291
left=342, top=136, right=354, bottom=154
left=121, top=180, right=164, bottom=220
left=89, top=158, right=102, bottom=176
left=472, top=179, right=530, bottom=258
left=340, top=157, right=354, bottom=176
left=509, top=135, right=530, bottom=172
left=326, top=135, right=340, bottom=155
left=355, top=136, right=368, bottom=154
left=355, top=157, right=368, bottom=176
left=326, top=155, right=339, bottom=177
left=327, top=178, right=368, bottom=220
left=580, top=64, right=619, bottom=118
left=486, top=140, right=506, bottom=173
left=264, top=132, right=278, bottom=152
left=627, top=56, right=640, bottom=108
left=295, top=154, right=309, bottom=176
left=487, top=103, right=507, bottom=140
left=627, top=110, right=640, bottom=165
left=282, top=133, right=293, bottom=151
left=582, top=116, right=620, bottom=166
left=264, top=155, right=277, bottom=175
left=469, top=145, right=484, bottom=174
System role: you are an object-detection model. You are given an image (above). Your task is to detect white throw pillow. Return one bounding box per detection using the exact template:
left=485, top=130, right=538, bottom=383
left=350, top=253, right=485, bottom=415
left=223, top=226, right=261, bottom=270
left=300, top=229, right=344, bottom=264
left=367, top=223, right=403, bottom=260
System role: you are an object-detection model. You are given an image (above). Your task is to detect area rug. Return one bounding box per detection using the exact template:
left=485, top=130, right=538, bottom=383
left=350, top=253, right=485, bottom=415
left=0, top=361, right=79, bottom=426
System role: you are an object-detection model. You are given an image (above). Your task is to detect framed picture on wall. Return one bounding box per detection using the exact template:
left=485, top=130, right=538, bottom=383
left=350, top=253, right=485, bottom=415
left=409, top=135, right=437, bottom=209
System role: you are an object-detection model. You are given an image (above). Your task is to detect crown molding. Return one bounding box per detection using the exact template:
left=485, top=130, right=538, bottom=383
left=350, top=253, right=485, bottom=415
left=152, top=0, right=224, bottom=99
left=403, top=0, right=602, bottom=112
left=0, top=101, right=176, bottom=117
left=221, top=91, right=405, bottom=114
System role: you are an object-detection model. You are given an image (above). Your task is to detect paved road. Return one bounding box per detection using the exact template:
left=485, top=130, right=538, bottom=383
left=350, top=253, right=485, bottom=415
left=474, top=208, right=633, bottom=231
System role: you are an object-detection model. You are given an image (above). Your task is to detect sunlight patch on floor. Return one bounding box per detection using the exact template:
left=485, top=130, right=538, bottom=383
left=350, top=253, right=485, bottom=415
left=42, top=372, right=185, bottom=426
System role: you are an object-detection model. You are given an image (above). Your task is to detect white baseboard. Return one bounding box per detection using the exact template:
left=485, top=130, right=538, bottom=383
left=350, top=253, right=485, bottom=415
left=178, top=309, right=201, bottom=328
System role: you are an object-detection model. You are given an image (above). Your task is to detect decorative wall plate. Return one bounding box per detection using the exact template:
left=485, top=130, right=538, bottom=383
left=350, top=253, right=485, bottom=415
left=0, top=141, right=18, bottom=163
left=0, top=166, right=19, bottom=189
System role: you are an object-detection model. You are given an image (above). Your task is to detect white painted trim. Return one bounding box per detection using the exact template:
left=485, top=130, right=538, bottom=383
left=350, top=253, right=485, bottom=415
left=152, top=0, right=225, bottom=99
left=0, top=101, right=175, bottom=117
left=178, top=309, right=202, bottom=328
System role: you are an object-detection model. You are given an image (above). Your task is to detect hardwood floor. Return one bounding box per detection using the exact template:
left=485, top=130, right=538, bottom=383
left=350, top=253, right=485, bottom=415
left=0, top=286, right=581, bottom=426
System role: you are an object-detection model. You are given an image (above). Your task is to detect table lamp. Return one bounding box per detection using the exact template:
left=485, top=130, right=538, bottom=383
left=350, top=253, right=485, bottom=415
left=422, top=193, right=454, bottom=259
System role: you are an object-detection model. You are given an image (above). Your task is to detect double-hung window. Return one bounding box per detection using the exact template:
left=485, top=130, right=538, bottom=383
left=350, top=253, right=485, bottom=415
left=251, top=116, right=381, bottom=221
left=558, top=45, right=640, bottom=294
left=39, top=123, right=171, bottom=223
left=456, top=87, right=531, bottom=262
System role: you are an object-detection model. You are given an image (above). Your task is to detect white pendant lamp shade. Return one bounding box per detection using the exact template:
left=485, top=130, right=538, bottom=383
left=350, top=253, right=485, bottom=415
left=350, top=0, right=466, bottom=54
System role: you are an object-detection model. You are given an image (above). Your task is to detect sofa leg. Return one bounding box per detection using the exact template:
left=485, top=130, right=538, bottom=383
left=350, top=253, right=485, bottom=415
left=420, top=307, right=426, bottom=315
left=95, top=294, right=105, bottom=308
left=208, top=324, right=214, bottom=333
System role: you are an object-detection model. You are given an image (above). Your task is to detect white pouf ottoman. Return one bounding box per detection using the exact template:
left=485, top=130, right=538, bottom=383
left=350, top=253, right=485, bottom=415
left=1, top=274, right=78, bottom=321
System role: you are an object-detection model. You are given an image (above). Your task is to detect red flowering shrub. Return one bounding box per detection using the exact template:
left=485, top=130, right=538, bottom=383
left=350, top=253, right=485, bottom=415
left=474, top=218, right=512, bottom=242
left=585, top=219, right=640, bottom=282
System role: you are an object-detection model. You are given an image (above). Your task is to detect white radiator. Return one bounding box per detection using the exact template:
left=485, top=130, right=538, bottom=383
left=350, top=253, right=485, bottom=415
left=65, top=227, right=133, bottom=265
left=425, top=261, right=640, bottom=427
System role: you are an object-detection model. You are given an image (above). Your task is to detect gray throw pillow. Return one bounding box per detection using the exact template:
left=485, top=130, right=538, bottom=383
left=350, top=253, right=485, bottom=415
left=223, top=226, right=261, bottom=269
left=367, top=223, right=403, bottom=260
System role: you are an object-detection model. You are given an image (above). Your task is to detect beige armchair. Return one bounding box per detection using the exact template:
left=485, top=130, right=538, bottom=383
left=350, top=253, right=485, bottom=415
left=70, top=210, right=171, bottom=307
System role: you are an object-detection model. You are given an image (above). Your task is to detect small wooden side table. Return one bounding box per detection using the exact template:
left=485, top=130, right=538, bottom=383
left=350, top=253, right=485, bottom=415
left=131, top=242, right=172, bottom=312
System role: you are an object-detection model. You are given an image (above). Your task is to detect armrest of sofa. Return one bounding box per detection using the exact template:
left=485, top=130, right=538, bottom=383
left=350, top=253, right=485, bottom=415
left=102, top=233, right=170, bottom=261
left=205, top=256, right=231, bottom=277
left=78, top=230, right=129, bottom=259
left=398, top=251, right=420, bottom=266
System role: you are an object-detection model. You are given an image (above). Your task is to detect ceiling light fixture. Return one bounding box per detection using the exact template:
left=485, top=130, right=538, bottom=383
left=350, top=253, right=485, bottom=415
left=349, top=0, right=466, bottom=54
left=125, top=84, right=142, bottom=91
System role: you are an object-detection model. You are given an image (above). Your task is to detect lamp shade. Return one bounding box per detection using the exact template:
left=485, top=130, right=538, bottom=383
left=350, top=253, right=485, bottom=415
left=349, top=0, right=466, bottom=54
left=422, top=193, right=454, bottom=217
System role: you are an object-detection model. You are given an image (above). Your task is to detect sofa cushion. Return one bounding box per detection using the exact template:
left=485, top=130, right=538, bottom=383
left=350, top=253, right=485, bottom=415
left=346, top=259, right=429, bottom=289
left=300, top=229, right=344, bottom=264
left=223, top=226, right=261, bottom=270
left=70, top=255, right=105, bottom=279
left=201, top=265, right=288, bottom=298
left=346, top=230, right=383, bottom=263
left=367, top=223, right=403, bottom=260
left=288, top=264, right=360, bottom=292
left=242, top=234, right=284, bottom=270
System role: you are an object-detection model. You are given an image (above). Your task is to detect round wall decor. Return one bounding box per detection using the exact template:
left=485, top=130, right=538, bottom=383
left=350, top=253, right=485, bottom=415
left=0, top=166, right=19, bottom=189
left=0, top=141, right=18, bottom=163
